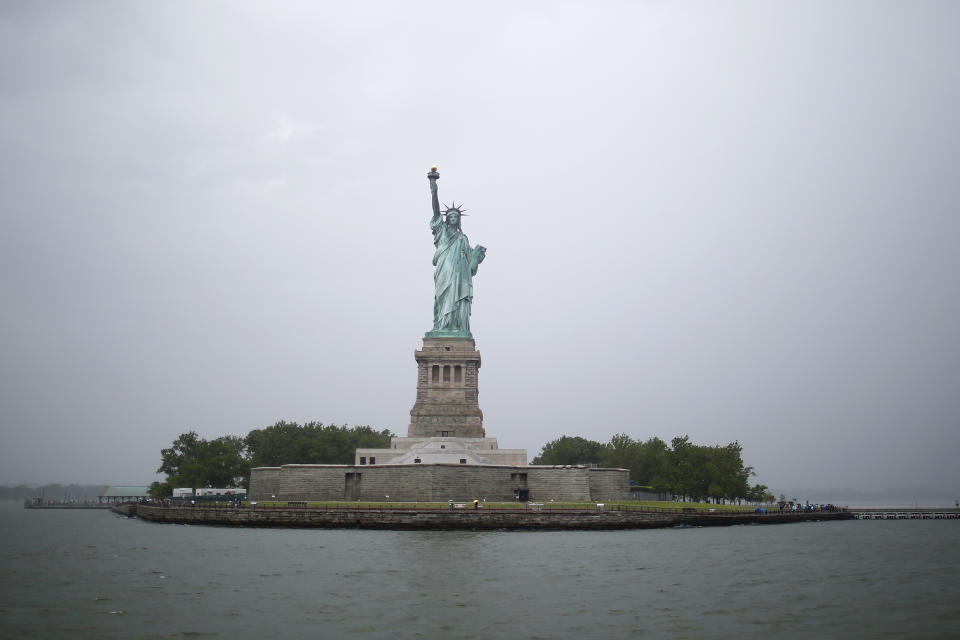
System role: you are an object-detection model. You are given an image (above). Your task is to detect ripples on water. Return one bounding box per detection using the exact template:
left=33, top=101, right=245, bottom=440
left=0, top=501, right=957, bottom=639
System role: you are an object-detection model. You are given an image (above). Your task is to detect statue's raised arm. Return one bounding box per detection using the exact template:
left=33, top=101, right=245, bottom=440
left=428, top=165, right=441, bottom=221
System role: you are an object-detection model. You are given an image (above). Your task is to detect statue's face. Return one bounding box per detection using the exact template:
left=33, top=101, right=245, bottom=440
left=446, top=210, right=460, bottom=225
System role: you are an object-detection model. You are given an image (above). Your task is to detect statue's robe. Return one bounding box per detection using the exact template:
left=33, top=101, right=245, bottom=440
left=431, top=217, right=475, bottom=333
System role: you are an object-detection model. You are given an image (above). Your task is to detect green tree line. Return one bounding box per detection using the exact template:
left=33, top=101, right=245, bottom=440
left=150, top=422, right=393, bottom=497
left=533, top=433, right=774, bottom=504
left=151, top=424, right=773, bottom=504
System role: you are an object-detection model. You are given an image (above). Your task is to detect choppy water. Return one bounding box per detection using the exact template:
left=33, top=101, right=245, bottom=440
left=1, top=501, right=957, bottom=639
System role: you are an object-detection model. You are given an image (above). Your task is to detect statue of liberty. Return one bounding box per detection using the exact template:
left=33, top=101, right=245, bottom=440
left=426, top=166, right=486, bottom=337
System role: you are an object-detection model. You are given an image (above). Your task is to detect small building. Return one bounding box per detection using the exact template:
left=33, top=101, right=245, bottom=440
left=355, top=436, right=526, bottom=467
left=629, top=485, right=672, bottom=501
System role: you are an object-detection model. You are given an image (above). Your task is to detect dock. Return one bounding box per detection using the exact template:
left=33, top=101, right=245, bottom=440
left=23, top=500, right=114, bottom=509
left=851, top=509, right=958, bottom=520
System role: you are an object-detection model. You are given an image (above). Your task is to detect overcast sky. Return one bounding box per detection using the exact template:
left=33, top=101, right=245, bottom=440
left=1, top=1, right=958, bottom=496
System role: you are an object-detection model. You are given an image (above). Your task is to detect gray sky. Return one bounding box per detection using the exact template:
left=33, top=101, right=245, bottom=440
left=1, top=1, right=958, bottom=496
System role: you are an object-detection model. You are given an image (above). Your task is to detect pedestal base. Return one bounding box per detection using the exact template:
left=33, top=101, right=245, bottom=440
left=408, top=337, right=484, bottom=438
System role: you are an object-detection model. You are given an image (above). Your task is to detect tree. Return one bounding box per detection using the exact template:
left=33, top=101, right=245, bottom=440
left=157, top=431, right=250, bottom=489
left=245, top=422, right=393, bottom=467
left=600, top=433, right=637, bottom=472
left=746, top=484, right=774, bottom=504
left=532, top=433, right=760, bottom=503
left=712, top=442, right=752, bottom=503
left=634, top=437, right=670, bottom=488
left=148, top=480, right=174, bottom=499
left=199, top=435, right=250, bottom=487
left=155, top=422, right=393, bottom=493
left=666, top=435, right=695, bottom=500
left=532, top=436, right=605, bottom=465
left=243, top=421, right=303, bottom=467
left=594, top=434, right=670, bottom=486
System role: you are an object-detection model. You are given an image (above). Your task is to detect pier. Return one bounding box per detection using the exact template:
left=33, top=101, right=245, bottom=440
left=851, top=509, right=959, bottom=520
left=23, top=499, right=113, bottom=509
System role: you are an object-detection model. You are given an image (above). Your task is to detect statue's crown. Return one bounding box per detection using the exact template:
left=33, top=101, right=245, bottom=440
left=442, top=201, right=468, bottom=216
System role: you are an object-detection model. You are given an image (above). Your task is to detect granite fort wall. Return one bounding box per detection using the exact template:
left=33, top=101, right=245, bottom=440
left=251, top=463, right=631, bottom=502
left=588, top=468, right=632, bottom=502
left=423, top=466, right=517, bottom=502
left=249, top=467, right=281, bottom=500
left=279, top=465, right=350, bottom=501
left=359, top=465, right=433, bottom=501
left=526, top=466, right=590, bottom=501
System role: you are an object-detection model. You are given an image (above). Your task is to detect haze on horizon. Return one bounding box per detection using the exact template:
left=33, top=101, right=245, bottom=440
left=1, top=2, right=958, bottom=498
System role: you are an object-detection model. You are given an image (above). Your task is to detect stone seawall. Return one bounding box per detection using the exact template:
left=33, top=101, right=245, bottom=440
left=131, top=505, right=853, bottom=530
left=111, top=503, right=136, bottom=516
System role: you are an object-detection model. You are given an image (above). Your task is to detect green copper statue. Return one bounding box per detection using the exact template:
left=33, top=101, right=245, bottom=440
left=426, top=166, right=486, bottom=337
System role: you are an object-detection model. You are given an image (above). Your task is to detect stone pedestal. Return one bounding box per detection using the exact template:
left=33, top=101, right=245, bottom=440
left=408, top=337, right=484, bottom=438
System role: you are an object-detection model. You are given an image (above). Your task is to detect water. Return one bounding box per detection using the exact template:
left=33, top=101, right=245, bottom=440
left=1, top=501, right=957, bottom=639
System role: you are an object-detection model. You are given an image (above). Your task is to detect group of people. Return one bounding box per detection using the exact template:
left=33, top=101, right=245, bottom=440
left=776, top=502, right=842, bottom=513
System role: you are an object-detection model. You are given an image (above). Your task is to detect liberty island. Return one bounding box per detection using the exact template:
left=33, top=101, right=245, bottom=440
left=135, top=168, right=852, bottom=524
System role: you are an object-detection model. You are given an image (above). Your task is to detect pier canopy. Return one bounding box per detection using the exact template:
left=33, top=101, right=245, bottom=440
left=99, top=486, right=151, bottom=503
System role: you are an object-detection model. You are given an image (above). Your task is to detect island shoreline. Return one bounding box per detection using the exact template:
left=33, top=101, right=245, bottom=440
left=116, top=503, right=854, bottom=530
